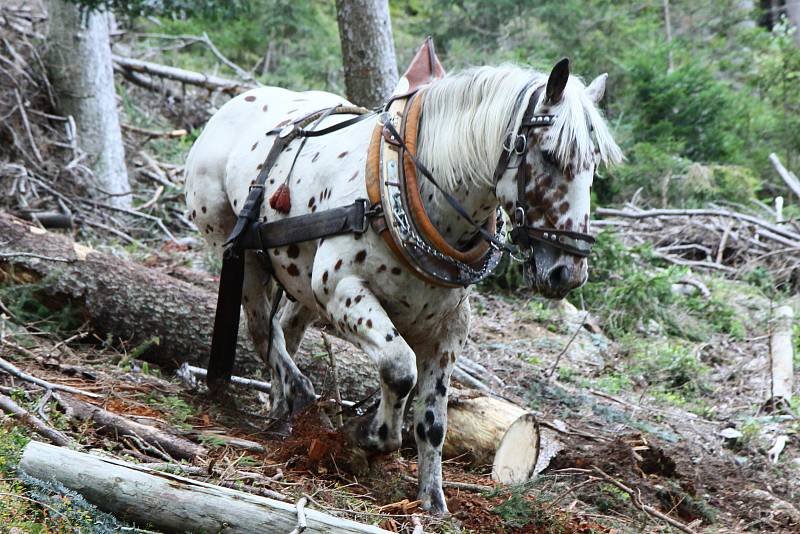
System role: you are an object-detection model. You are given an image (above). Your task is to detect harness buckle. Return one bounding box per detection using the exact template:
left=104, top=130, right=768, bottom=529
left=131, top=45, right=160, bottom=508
left=278, top=124, right=295, bottom=138
left=514, top=206, right=526, bottom=226
left=353, top=198, right=374, bottom=234
left=377, top=111, right=392, bottom=126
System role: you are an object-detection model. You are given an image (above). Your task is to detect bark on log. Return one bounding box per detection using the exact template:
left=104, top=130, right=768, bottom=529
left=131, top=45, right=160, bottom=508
left=0, top=212, right=377, bottom=400
left=46, top=1, right=130, bottom=208
left=54, top=392, right=206, bottom=461
left=335, top=0, right=398, bottom=108
left=112, top=55, right=253, bottom=94
left=19, top=440, right=391, bottom=534
left=770, top=305, right=794, bottom=403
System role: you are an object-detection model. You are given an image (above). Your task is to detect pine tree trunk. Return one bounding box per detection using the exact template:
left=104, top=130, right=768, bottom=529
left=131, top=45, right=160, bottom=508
left=46, top=1, right=130, bottom=208
left=335, top=0, right=398, bottom=108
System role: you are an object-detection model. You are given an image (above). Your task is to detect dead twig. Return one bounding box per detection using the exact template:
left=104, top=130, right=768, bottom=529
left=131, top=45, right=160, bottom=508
left=0, top=251, right=73, bottom=262
left=546, top=312, right=588, bottom=379
left=288, top=496, right=308, bottom=534
left=122, top=123, right=188, bottom=139
left=0, top=344, right=102, bottom=398
left=590, top=466, right=699, bottom=534
left=321, top=332, right=343, bottom=428
left=400, top=474, right=490, bottom=492
left=13, top=88, right=43, bottom=165
left=0, top=391, right=71, bottom=446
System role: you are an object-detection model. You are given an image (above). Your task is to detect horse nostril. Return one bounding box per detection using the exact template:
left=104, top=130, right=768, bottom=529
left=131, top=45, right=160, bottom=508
left=548, top=265, right=570, bottom=289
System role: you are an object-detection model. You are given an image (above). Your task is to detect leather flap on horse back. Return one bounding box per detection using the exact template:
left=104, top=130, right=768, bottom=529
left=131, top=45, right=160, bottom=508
left=392, top=36, right=446, bottom=98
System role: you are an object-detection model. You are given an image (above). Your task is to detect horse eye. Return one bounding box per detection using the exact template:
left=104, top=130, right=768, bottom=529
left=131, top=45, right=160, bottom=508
left=541, top=150, right=558, bottom=166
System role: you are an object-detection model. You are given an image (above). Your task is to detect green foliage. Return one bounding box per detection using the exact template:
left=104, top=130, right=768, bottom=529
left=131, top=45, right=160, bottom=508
left=63, top=0, right=249, bottom=18
left=627, top=341, right=709, bottom=396
left=570, top=231, right=749, bottom=341
left=491, top=490, right=533, bottom=528
left=592, top=483, right=630, bottom=514
left=145, top=394, right=195, bottom=430
left=0, top=275, right=84, bottom=336
left=625, top=55, right=747, bottom=164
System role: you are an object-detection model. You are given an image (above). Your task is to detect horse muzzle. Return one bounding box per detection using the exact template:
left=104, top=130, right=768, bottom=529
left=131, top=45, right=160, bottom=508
left=523, top=243, right=588, bottom=299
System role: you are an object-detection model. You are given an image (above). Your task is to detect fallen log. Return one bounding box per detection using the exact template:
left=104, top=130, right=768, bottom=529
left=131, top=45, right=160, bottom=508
left=769, top=305, right=794, bottom=406
left=444, top=389, right=549, bottom=484
left=54, top=393, right=206, bottom=461
left=112, top=54, right=253, bottom=94
left=19, top=440, right=391, bottom=533
left=0, top=212, right=377, bottom=400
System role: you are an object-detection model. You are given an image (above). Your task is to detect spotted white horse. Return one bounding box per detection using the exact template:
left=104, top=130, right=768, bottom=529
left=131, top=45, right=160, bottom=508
left=185, top=60, right=621, bottom=513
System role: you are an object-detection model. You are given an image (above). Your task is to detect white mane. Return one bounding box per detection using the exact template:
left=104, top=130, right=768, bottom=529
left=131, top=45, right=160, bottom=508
left=417, top=65, right=622, bottom=191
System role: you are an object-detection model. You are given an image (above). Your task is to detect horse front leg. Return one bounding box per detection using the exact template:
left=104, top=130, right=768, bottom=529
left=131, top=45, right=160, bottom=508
left=411, top=300, right=470, bottom=514
left=315, top=275, right=417, bottom=453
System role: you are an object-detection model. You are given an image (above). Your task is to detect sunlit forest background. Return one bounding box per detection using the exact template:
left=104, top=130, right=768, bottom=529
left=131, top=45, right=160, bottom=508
left=141, top=0, right=800, bottom=209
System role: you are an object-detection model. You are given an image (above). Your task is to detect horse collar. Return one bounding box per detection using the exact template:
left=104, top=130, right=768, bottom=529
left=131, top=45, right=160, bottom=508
left=365, top=93, right=504, bottom=288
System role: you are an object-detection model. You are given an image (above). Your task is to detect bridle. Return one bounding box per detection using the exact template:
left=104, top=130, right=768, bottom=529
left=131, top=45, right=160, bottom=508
left=492, top=81, right=596, bottom=261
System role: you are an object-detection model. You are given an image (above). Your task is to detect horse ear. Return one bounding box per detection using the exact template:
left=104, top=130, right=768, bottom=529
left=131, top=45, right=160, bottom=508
left=545, top=57, right=570, bottom=105
left=586, top=73, right=608, bottom=103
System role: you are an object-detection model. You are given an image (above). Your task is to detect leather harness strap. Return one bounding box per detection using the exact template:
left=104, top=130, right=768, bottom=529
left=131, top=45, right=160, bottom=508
left=208, top=105, right=374, bottom=392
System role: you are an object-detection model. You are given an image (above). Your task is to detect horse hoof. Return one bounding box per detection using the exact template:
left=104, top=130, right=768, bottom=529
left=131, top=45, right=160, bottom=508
left=341, top=413, right=400, bottom=453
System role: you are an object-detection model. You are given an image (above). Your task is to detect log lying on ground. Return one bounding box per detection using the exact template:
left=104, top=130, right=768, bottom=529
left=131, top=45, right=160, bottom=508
left=0, top=213, right=376, bottom=400
left=445, top=389, right=554, bottom=484
left=770, top=305, right=795, bottom=405
left=55, top=393, right=206, bottom=461
left=0, top=214, right=547, bottom=477
left=112, top=55, right=254, bottom=94
left=20, top=440, right=391, bottom=534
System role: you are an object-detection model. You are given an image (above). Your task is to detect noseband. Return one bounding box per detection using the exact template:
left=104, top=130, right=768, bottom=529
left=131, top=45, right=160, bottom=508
left=493, top=82, right=595, bottom=259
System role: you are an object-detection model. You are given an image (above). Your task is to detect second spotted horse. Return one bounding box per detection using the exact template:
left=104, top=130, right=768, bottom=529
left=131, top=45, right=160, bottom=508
left=185, top=43, right=622, bottom=513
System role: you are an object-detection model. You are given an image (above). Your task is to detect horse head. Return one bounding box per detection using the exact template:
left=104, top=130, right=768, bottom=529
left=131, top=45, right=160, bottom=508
left=495, top=59, right=623, bottom=299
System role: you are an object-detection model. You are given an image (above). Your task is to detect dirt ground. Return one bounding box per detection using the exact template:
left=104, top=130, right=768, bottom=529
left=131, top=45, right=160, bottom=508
left=2, top=259, right=798, bottom=533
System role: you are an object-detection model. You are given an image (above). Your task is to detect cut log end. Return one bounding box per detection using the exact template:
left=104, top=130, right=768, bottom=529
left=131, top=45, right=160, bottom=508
left=491, top=413, right=540, bottom=485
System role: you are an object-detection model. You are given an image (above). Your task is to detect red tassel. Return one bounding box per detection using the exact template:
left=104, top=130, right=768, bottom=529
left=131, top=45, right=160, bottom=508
left=269, top=183, right=291, bottom=214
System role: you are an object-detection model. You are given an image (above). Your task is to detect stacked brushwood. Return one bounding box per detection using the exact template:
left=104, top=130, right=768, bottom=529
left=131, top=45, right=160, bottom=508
left=0, top=4, right=207, bottom=245
left=594, top=205, right=800, bottom=290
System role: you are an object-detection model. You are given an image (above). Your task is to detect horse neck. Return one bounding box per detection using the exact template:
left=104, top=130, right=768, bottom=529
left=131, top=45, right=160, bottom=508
left=417, top=164, right=498, bottom=250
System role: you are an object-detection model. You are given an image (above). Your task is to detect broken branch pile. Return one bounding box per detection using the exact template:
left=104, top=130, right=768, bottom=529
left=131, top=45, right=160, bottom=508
left=595, top=206, right=800, bottom=289
left=0, top=4, right=208, bottom=245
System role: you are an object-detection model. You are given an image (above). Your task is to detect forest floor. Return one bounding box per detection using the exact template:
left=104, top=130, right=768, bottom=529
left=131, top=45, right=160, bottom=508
left=1, top=249, right=798, bottom=533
